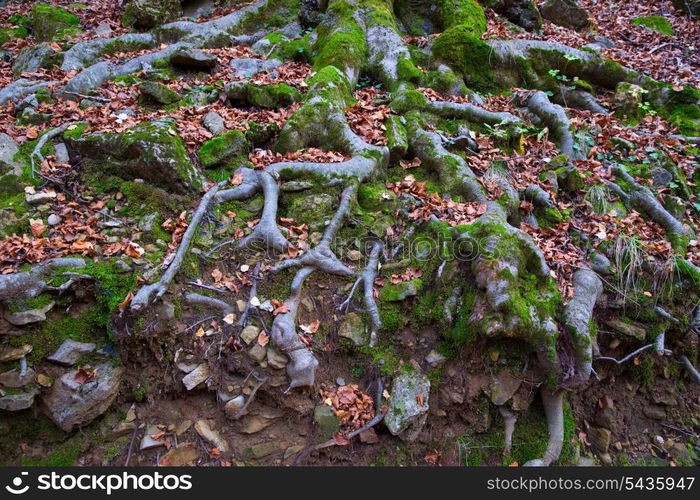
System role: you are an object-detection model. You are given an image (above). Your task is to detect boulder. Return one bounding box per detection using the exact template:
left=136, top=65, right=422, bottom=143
left=488, top=369, right=522, bottom=405
left=197, top=130, right=249, bottom=168
left=122, top=0, right=182, bottom=29
left=0, top=133, right=22, bottom=175
left=540, top=0, right=591, bottom=31
left=66, top=119, right=204, bottom=194
left=46, top=339, right=96, bottom=366
left=12, top=43, right=58, bottom=75
left=139, top=81, right=181, bottom=105
left=170, top=48, right=217, bottom=70
left=32, top=3, right=81, bottom=42
left=202, top=111, right=225, bottom=136
left=42, top=363, right=123, bottom=431
left=385, top=371, right=430, bottom=442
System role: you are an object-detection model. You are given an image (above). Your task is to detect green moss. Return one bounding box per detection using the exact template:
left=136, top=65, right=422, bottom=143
left=118, top=180, right=183, bottom=217
left=31, top=3, right=81, bottom=42
left=437, top=0, right=486, bottom=33
left=0, top=27, right=28, bottom=44
left=396, top=57, right=422, bottom=83
left=390, top=89, right=428, bottom=114
left=632, top=15, right=674, bottom=36
left=385, top=115, right=408, bottom=162
left=247, top=82, right=302, bottom=108
left=197, top=130, right=250, bottom=169
left=433, top=27, right=495, bottom=92
left=313, top=0, right=367, bottom=75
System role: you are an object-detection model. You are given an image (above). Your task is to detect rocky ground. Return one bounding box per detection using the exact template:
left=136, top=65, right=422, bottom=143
left=0, top=0, right=698, bottom=467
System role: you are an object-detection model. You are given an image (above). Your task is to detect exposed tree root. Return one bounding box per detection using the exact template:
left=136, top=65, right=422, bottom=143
left=0, top=78, right=59, bottom=106
left=523, top=389, right=564, bottom=466
left=680, top=355, right=700, bottom=384
left=519, top=91, right=579, bottom=159
left=499, top=406, right=518, bottom=456
left=238, top=170, right=290, bottom=254
left=31, top=122, right=88, bottom=177
left=0, top=258, right=85, bottom=302
left=361, top=241, right=383, bottom=347
left=184, top=292, right=235, bottom=314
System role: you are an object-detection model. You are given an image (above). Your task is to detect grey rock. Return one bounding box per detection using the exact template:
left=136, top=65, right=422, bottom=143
left=26, top=191, right=57, bottom=204
left=425, top=350, right=446, bottom=367
left=93, top=22, right=113, bottom=38
left=338, top=312, right=366, bottom=346
left=170, top=49, right=217, bottom=70
left=224, top=395, right=246, bottom=419
left=5, top=301, right=54, bottom=326
left=195, top=419, right=229, bottom=452
left=19, top=107, right=51, bottom=125
left=182, top=363, right=209, bottom=390
left=314, top=405, right=340, bottom=440
left=42, top=363, right=123, bottom=432
left=488, top=370, right=522, bottom=405
left=54, top=143, right=70, bottom=164
left=46, top=339, right=95, bottom=366
left=12, top=43, right=56, bottom=75
left=336, top=377, right=346, bottom=386
left=650, top=167, right=673, bottom=187
left=245, top=441, right=282, bottom=459
left=0, top=133, right=22, bottom=175
left=123, top=0, right=182, bottom=29
left=240, top=325, right=260, bottom=345
left=540, top=0, right=591, bottom=31
left=0, top=388, right=38, bottom=411
left=385, top=371, right=430, bottom=442
left=140, top=424, right=165, bottom=450
left=202, top=111, right=225, bottom=136
left=138, top=213, right=157, bottom=232
left=0, top=368, right=36, bottom=388
left=139, top=81, right=181, bottom=105
left=230, top=58, right=282, bottom=78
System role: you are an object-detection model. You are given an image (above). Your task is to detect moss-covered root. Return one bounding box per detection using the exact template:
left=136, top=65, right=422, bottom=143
left=273, top=183, right=356, bottom=275
left=519, top=91, right=579, bottom=160
left=131, top=182, right=226, bottom=311
left=609, top=164, right=691, bottom=252
left=563, top=269, right=603, bottom=388
left=407, top=123, right=488, bottom=204
left=272, top=267, right=319, bottom=391
left=238, top=171, right=291, bottom=253
left=524, top=389, right=564, bottom=466
left=499, top=406, right=518, bottom=456
left=0, top=258, right=85, bottom=302
left=362, top=1, right=412, bottom=90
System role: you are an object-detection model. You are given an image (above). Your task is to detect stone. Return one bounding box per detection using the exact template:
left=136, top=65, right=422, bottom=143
left=385, top=371, right=430, bottom=442
left=246, top=441, right=283, bottom=459
left=122, top=0, right=182, bottom=29
left=202, top=111, right=225, bottom=136
left=194, top=419, right=229, bottom=452
left=488, top=370, right=522, bottom=406
left=240, top=325, right=260, bottom=345
left=588, top=426, right=611, bottom=453
left=111, top=420, right=136, bottom=438
left=230, top=58, right=282, bottom=78
left=266, top=348, right=288, bottom=369
left=240, top=415, right=275, bottom=434
left=18, top=107, right=51, bottom=125
left=359, top=428, right=379, bottom=444
left=32, top=4, right=80, bottom=42
left=140, top=424, right=165, bottom=450
left=170, top=48, right=217, bottom=70
left=379, top=279, right=422, bottom=301
left=605, top=319, right=646, bottom=342
left=493, top=0, right=542, bottom=31
left=650, top=167, right=673, bottom=187
left=42, top=363, right=123, bottom=432
left=0, top=368, right=35, bottom=388
left=54, top=143, right=70, bottom=164
left=314, top=405, right=340, bottom=440
left=197, top=130, right=249, bottom=168
left=590, top=253, right=611, bottom=274
left=93, top=22, right=113, bottom=38
left=182, top=363, right=209, bottom=390
left=139, top=81, right=181, bottom=105
left=224, top=395, right=246, bottom=419
left=338, top=312, right=366, bottom=346
left=26, top=190, right=56, bottom=204
left=46, top=339, right=95, bottom=366
left=643, top=404, right=666, bottom=420
left=65, top=119, right=203, bottom=194
left=5, top=300, right=54, bottom=326
left=248, top=344, right=267, bottom=362
left=0, top=344, right=33, bottom=362
left=540, top=0, right=591, bottom=31
left=0, top=133, right=22, bottom=175
left=286, top=193, right=335, bottom=232
left=160, top=443, right=198, bottom=466
left=425, top=350, right=446, bottom=367
left=175, top=419, right=192, bottom=435
left=0, top=388, right=38, bottom=411
left=346, top=250, right=363, bottom=261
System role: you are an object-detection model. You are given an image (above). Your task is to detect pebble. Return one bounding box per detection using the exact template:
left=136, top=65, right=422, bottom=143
left=182, top=363, right=209, bottom=390
left=336, top=377, right=346, bottom=386
left=224, top=395, right=245, bottom=419
left=194, top=419, right=229, bottom=452
left=47, top=214, right=62, bottom=226
left=240, top=325, right=260, bottom=345
left=248, top=344, right=267, bottom=362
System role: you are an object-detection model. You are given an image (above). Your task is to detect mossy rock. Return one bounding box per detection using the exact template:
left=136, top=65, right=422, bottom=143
left=0, top=27, right=28, bottom=45
left=286, top=192, right=336, bottom=231
left=122, top=0, right=182, bottom=29
left=631, top=16, right=674, bottom=36
left=197, top=130, right=250, bottom=169
left=380, top=279, right=423, bottom=302
left=247, top=83, right=302, bottom=109
left=139, top=81, right=181, bottom=105
left=437, top=0, right=487, bottom=33
left=32, top=3, right=81, bottom=42
left=17, top=108, right=52, bottom=126
left=12, top=43, right=60, bottom=75
left=66, top=119, right=203, bottom=194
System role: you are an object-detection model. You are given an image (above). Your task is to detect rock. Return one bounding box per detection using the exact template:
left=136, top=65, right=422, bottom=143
left=425, top=350, right=446, bottom=367
left=66, top=119, right=203, bottom=194
left=160, top=443, right=199, bottom=466
left=336, top=377, right=345, bottom=386
left=240, top=325, right=260, bottom=345
left=5, top=301, right=56, bottom=326
left=139, top=81, right=181, bottom=105
left=26, top=190, right=56, bottom=204
left=594, top=406, right=617, bottom=431
left=599, top=453, right=613, bottom=465
left=224, top=395, right=246, bottom=419
left=182, top=363, right=209, bottom=390
left=194, top=419, right=229, bottom=452
left=286, top=193, right=335, bottom=232
left=338, top=312, right=366, bottom=346
left=37, top=373, right=52, bottom=387
left=0, top=388, right=38, bottom=411
left=240, top=415, right=275, bottom=434
left=591, top=253, right=611, bottom=274
left=644, top=404, right=666, bottom=421
left=488, top=369, right=522, bottom=406
left=0, top=368, right=35, bottom=388
left=359, top=428, right=379, bottom=444
left=122, top=0, right=182, bottom=29
left=346, top=250, right=363, bottom=261
left=540, top=0, right=591, bottom=31
left=672, top=0, right=700, bottom=16
left=32, top=3, right=80, bottom=42
left=248, top=344, right=267, bottom=363
left=93, top=22, right=112, bottom=38
left=197, top=130, right=249, bottom=168
left=140, top=424, right=165, bottom=450
left=284, top=445, right=304, bottom=460
left=314, top=405, right=340, bottom=440
left=230, top=58, right=282, bottom=78
left=0, top=133, right=22, bottom=175
left=46, top=339, right=95, bottom=366
left=588, top=426, right=611, bottom=453
left=42, top=363, right=123, bottom=432
left=266, top=348, right=288, bottom=369
left=112, top=420, right=136, bottom=437
left=492, top=0, right=543, bottom=31
left=385, top=371, right=430, bottom=442
left=0, top=344, right=33, bottom=362
left=54, top=142, right=70, bottom=164
left=650, top=167, right=673, bottom=187
left=175, top=419, right=192, bottom=435
left=18, top=107, right=51, bottom=125
left=170, top=48, right=217, bottom=70
left=246, top=441, right=283, bottom=459
left=605, top=318, right=646, bottom=342
left=379, top=279, right=422, bottom=302
left=202, top=111, right=225, bottom=136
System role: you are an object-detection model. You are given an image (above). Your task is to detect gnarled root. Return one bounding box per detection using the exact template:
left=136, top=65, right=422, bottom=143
left=184, top=292, right=235, bottom=314
left=31, top=122, right=88, bottom=177
left=238, top=170, right=290, bottom=254
left=524, top=389, right=564, bottom=466
left=518, top=91, right=579, bottom=159
left=0, top=258, right=85, bottom=302
left=362, top=241, right=383, bottom=346
left=271, top=267, right=319, bottom=391
left=680, top=355, right=700, bottom=384
left=499, top=406, right=518, bottom=456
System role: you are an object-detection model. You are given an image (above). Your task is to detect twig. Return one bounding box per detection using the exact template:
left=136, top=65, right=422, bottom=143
left=595, top=343, right=653, bottom=364
left=124, top=425, right=139, bottom=466
left=231, top=373, right=268, bottom=419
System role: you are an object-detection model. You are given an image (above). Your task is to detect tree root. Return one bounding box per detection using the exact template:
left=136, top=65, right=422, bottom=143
left=184, top=292, right=235, bottom=314
left=271, top=267, right=319, bottom=391
left=499, top=406, right=518, bottom=456
left=238, top=171, right=290, bottom=254
left=523, top=389, right=564, bottom=466
left=426, top=100, right=522, bottom=126
left=562, top=269, right=603, bottom=388
left=518, top=91, right=579, bottom=160
left=131, top=181, right=225, bottom=311
left=362, top=241, right=383, bottom=347
left=0, top=258, right=85, bottom=302
left=0, top=78, right=59, bottom=106
left=680, top=355, right=700, bottom=384
left=31, top=122, right=88, bottom=177
left=239, top=262, right=261, bottom=327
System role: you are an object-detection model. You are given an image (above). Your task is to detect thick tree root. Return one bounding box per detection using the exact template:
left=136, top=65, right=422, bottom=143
left=0, top=78, right=59, bottom=106
left=523, top=389, right=564, bottom=466
left=0, top=258, right=85, bottom=302
left=31, top=122, right=88, bottom=176
left=680, top=355, right=700, bottom=384
left=499, top=406, right=518, bottom=456
left=519, top=91, right=579, bottom=159
left=271, top=267, right=318, bottom=391
left=238, top=171, right=290, bottom=254
left=426, top=100, right=522, bottom=126
left=131, top=181, right=225, bottom=311
left=184, top=292, right=235, bottom=314
left=362, top=241, right=383, bottom=347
